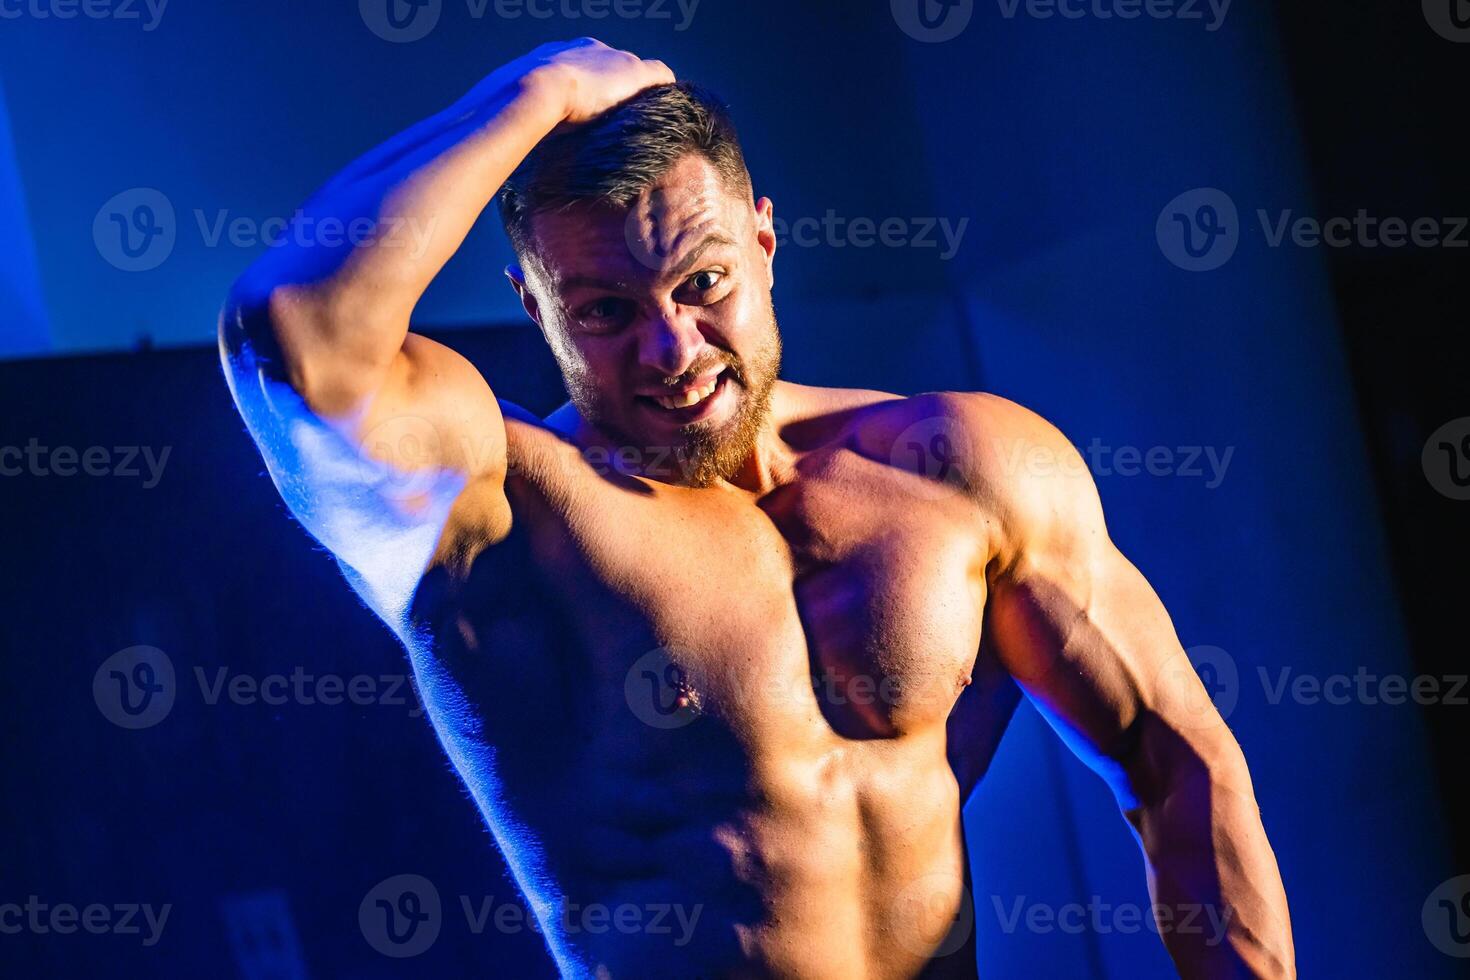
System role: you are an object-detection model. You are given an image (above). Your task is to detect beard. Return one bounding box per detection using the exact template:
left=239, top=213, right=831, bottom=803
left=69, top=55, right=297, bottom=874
left=563, top=313, right=783, bottom=488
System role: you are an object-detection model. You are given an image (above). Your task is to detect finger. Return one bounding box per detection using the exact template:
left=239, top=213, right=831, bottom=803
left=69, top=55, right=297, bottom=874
left=643, top=59, right=676, bottom=84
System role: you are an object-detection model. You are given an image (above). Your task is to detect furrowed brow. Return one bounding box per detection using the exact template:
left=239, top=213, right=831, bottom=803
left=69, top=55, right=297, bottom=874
left=558, top=274, right=632, bottom=295
left=667, top=233, right=737, bottom=279
left=555, top=233, right=737, bottom=296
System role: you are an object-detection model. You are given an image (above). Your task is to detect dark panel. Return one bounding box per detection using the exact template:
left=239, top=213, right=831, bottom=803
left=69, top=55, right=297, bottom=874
left=0, top=326, right=564, bottom=977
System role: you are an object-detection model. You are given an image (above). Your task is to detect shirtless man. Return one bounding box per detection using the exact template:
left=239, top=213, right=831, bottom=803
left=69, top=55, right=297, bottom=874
left=218, top=38, right=1294, bottom=978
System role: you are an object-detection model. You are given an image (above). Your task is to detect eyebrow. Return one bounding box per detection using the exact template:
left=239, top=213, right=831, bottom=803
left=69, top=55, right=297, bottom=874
left=556, top=233, right=738, bottom=296
left=667, top=233, right=737, bottom=278
left=558, top=274, right=631, bottom=295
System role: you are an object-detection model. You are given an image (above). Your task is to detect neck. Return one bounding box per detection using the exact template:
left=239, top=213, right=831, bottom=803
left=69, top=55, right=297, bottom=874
left=719, top=419, right=797, bottom=495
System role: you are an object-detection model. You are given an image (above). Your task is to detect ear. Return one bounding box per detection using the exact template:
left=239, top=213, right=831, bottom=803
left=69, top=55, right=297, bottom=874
left=504, top=263, right=546, bottom=333
left=505, top=262, right=559, bottom=352
left=753, top=196, right=777, bottom=288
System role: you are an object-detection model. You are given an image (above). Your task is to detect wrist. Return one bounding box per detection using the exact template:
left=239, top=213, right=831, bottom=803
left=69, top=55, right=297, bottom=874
left=516, top=62, right=574, bottom=124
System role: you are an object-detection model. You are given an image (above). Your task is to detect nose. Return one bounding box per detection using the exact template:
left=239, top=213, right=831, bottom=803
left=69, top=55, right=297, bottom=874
left=636, top=305, right=705, bottom=379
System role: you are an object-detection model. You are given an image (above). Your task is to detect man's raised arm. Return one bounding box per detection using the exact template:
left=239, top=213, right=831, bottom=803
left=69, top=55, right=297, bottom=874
left=956, top=393, right=1295, bottom=978
left=216, top=40, right=672, bottom=620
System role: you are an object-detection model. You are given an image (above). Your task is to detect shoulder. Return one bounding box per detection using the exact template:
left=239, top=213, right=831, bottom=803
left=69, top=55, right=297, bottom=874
left=846, top=390, right=1076, bottom=477
left=851, top=390, right=1105, bottom=551
left=780, top=384, right=1082, bottom=482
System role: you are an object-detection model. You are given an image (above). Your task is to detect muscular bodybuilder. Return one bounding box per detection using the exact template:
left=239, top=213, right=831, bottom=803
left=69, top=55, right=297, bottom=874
left=218, top=38, right=1294, bottom=978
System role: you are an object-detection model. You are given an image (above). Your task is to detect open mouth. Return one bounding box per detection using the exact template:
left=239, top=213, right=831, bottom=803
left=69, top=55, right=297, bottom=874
left=654, top=375, right=720, bottom=410
left=637, top=369, right=732, bottom=423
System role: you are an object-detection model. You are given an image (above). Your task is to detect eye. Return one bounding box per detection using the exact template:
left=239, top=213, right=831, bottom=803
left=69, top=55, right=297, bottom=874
left=689, top=270, right=724, bottom=292
left=576, top=297, right=634, bottom=332
left=675, top=269, right=730, bottom=308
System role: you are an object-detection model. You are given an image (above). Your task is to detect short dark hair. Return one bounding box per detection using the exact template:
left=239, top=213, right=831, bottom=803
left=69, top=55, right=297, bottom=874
left=497, top=82, right=752, bottom=258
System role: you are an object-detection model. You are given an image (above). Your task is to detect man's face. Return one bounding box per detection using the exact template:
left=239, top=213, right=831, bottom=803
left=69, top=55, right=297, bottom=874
left=512, top=154, right=781, bottom=486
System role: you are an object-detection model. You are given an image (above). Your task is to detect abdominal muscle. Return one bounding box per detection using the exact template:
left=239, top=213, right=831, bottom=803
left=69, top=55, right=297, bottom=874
left=429, top=675, right=974, bottom=980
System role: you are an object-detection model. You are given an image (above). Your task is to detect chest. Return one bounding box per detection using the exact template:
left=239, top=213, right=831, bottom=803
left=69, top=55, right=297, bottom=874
left=504, top=446, right=991, bottom=741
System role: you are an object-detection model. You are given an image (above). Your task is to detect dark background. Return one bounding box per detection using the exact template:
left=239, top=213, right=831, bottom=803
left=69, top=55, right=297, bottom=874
left=1, top=1, right=1466, bottom=976
left=1, top=336, right=569, bottom=976
left=1275, top=0, right=1470, bottom=877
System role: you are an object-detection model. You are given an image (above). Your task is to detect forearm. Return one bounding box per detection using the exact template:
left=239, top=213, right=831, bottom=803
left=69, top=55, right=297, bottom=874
left=1125, top=744, right=1295, bottom=978
left=224, top=61, right=568, bottom=395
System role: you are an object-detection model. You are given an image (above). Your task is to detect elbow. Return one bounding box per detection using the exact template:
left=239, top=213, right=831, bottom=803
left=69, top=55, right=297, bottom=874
left=219, top=274, right=293, bottom=360
left=218, top=280, right=378, bottom=416
left=1117, top=709, right=1254, bottom=819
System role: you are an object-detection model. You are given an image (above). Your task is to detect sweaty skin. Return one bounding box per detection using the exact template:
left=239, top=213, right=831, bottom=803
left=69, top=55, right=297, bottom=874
left=219, top=39, right=1294, bottom=979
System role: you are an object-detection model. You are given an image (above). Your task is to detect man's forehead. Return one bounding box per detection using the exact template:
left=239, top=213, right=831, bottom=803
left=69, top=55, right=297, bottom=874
left=527, top=157, right=749, bottom=287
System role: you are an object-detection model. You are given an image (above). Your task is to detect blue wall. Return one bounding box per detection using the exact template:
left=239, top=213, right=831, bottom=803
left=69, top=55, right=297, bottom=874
left=0, top=75, right=50, bottom=356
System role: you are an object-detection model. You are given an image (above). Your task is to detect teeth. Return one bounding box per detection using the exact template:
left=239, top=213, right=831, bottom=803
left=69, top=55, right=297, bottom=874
left=656, top=378, right=718, bottom=410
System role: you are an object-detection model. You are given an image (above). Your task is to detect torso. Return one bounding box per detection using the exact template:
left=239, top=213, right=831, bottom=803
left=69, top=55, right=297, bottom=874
left=407, top=385, right=1017, bottom=979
